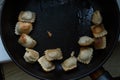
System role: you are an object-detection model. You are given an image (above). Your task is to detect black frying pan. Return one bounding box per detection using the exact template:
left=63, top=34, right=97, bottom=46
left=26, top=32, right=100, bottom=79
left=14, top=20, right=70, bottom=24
left=0, top=0, right=120, bottom=80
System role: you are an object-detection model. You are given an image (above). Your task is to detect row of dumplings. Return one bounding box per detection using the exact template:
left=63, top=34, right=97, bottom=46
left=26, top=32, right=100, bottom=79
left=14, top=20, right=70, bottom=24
left=23, top=47, right=89, bottom=72
left=78, top=10, right=107, bottom=48
left=24, top=48, right=62, bottom=72
left=23, top=48, right=77, bottom=72
left=15, top=11, right=36, bottom=35
left=15, top=11, right=37, bottom=48
left=91, top=10, right=107, bottom=49
left=77, top=10, right=108, bottom=65
left=78, top=10, right=107, bottom=49
left=23, top=46, right=94, bottom=72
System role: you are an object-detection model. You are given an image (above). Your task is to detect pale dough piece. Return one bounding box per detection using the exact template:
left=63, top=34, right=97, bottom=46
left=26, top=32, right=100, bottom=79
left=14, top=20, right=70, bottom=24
left=24, top=48, right=39, bottom=63
left=18, top=11, right=36, bottom=23
left=61, top=52, right=77, bottom=71
left=92, top=10, right=102, bottom=25
left=78, top=36, right=94, bottom=46
left=38, top=56, right=55, bottom=72
left=77, top=47, right=93, bottom=64
left=18, top=33, right=37, bottom=48
left=44, top=48, right=63, bottom=61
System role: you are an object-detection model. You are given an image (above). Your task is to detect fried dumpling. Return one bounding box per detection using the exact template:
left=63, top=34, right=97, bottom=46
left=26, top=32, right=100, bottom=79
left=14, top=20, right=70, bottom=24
left=91, top=24, right=107, bottom=38
left=78, top=36, right=94, bottom=46
left=44, top=48, right=63, bottom=61
left=61, top=52, right=77, bottom=71
left=18, top=34, right=37, bottom=48
left=18, top=11, right=36, bottom=23
left=38, top=56, right=55, bottom=72
left=15, top=22, right=33, bottom=35
left=77, top=47, right=93, bottom=64
left=23, top=48, right=39, bottom=63
left=94, top=36, right=106, bottom=49
left=92, top=10, right=102, bottom=25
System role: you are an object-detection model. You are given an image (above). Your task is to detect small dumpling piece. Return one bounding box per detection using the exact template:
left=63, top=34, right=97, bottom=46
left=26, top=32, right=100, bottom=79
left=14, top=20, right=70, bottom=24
left=18, top=11, right=36, bottom=23
left=92, top=10, right=102, bottom=25
left=94, top=36, right=106, bottom=49
left=61, top=52, right=77, bottom=71
left=23, top=48, right=39, bottom=63
left=44, top=48, right=63, bottom=61
left=15, top=22, right=33, bottom=35
left=77, top=47, right=93, bottom=64
left=18, top=33, right=37, bottom=48
left=38, top=56, right=55, bottom=72
left=78, top=36, right=94, bottom=46
left=91, top=24, right=107, bottom=38
left=47, top=31, right=52, bottom=37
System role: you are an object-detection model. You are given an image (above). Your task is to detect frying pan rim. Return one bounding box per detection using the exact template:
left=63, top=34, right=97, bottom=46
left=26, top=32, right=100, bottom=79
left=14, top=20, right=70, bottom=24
left=0, top=0, right=120, bottom=80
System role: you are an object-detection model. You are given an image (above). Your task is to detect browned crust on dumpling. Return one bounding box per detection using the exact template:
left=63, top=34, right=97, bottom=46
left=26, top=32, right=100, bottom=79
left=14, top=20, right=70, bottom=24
left=15, top=22, right=33, bottom=35
left=18, top=11, right=36, bottom=23
left=94, top=36, right=106, bottom=49
left=91, top=24, right=107, bottom=38
left=18, top=34, right=37, bottom=48
left=18, top=33, right=27, bottom=43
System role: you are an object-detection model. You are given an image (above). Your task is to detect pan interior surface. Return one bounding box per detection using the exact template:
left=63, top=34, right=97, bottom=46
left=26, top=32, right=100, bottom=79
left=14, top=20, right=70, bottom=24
left=1, top=0, right=119, bottom=80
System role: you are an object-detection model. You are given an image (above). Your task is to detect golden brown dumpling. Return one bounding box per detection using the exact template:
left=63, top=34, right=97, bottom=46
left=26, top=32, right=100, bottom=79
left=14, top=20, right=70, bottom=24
left=94, top=36, right=106, bottom=49
left=18, top=11, right=36, bottom=23
left=44, top=48, right=63, bottom=61
left=61, top=52, right=77, bottom=71
left=91, top=24, right=107, bottom=38
left=77, top=47, right=93, bottom=64
left=18, top=34, right=37, bottom=48
left=78, top=36, right=94, bottom=46
left=92, top=10, right=102, bottom=25
left=38, top=56, right=55, bottom=72
left=15, top=22, right=33, bottom=35
left=23, top=48, right=39, bottom=63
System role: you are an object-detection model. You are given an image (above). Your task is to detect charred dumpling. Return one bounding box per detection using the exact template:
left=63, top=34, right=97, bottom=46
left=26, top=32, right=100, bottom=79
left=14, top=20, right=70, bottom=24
left=61, top=52, right=77, bottom=71
left=18, top=33, right=37, bottom=48
left=15, top=22, right=33, bottom=35
left=44, top=48, right=63, bottom=61
left=94, top=36, right=106, bottom=49
left=38, top=56, right=55, bottom=72
left=91, top=24, right=107, bottom=38
left=78, top=36, right=94, bottom=46
left=23, top=48, right=39, bottom=63
left=18, top=11, right=36, bottom=23
left=92, top=10, right=102, bottom=25
left=77, top=47, right=93, bottom=64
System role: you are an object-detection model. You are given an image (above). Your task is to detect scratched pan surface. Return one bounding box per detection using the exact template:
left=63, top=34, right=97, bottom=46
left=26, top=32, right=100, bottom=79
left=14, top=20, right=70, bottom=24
left=0, top=0, right=120, bottom=80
